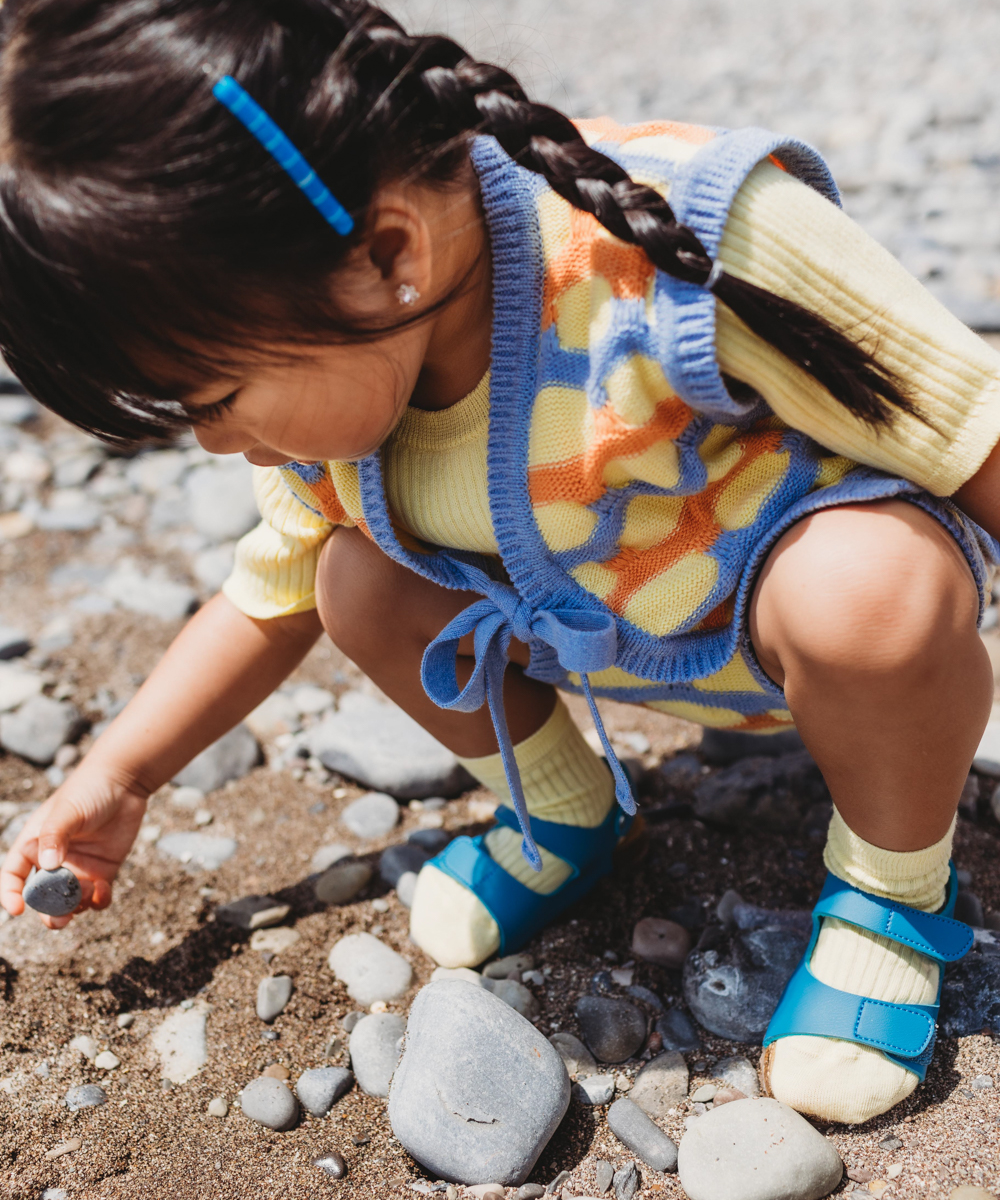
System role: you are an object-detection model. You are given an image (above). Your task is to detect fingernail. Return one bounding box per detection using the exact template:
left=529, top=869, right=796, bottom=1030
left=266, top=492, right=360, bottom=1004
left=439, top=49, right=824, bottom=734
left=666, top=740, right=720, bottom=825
left=38, top=849, right=60, bottom=870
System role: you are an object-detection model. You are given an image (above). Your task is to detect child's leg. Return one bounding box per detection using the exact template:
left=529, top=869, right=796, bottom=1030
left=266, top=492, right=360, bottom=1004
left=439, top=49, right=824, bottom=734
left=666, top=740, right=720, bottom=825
left=316, top=528, right=615, bottom=967
left=749, top=500, right=993, bottom=1123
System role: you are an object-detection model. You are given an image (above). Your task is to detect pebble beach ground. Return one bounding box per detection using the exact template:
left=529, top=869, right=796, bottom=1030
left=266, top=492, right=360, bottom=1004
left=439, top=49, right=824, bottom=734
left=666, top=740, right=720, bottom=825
left=2, top=3, right=1000, bottom=1199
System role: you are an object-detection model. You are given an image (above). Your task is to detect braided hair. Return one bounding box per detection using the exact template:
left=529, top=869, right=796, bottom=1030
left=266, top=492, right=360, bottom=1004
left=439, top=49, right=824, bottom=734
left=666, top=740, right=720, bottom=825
left=0, top=0, right=914, bottom=444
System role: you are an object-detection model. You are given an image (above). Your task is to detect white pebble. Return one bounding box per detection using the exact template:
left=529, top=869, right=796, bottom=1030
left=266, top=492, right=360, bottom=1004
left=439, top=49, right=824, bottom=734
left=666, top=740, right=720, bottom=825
left=69, top=1035, right=99, bottom=1062
left=207, top=1097, right=229, bottom=1118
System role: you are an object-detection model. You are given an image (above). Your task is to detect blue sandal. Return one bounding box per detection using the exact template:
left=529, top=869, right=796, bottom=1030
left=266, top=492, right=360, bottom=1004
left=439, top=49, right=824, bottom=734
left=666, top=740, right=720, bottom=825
left=762, top=864, right=974, bottom=1083
left=424, top=802, right=638, bottom=955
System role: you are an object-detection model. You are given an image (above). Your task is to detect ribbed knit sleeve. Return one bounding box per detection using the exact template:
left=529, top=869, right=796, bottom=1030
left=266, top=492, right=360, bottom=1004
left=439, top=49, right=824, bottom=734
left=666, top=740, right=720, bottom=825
left=717, top=160, right=1000, bottom=496
left=221, top=466, right=334, bottom=619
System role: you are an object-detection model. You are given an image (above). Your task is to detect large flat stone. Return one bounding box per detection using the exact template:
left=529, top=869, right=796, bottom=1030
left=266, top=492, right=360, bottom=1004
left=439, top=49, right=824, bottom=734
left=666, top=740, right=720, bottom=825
left=388, top=980, right=570, bottom=1185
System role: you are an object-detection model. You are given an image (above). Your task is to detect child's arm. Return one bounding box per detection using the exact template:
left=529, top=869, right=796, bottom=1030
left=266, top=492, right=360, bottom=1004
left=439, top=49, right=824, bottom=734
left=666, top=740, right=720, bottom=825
left=0, top=593, right=322, bottom=927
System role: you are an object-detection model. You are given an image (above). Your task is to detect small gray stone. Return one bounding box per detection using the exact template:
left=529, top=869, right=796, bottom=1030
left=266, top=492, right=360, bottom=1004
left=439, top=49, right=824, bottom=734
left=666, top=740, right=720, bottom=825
left=217, top=896, right=289, bottom=930
left=595, top=1160, right=614, bottom=1195
left=693, top=750, right=827, bottom=831
left=626, top=984, right=666, bottom=1014
left=240, top=1076, right=299, bottom=1131
left=632, top=917, right=691, bottom=968
left=972, top=1074, right=995, bottom=1090
left=549, top=1031, right=598, bottom=1078
left=314, top=1151, right=348, bottom=1179
left=690, top=1084, right=717, bottom=1103
left=192, top=543, right=237, bottom=593
left=0, top=626, right=30, bottom=660
left=677, top=1097, right=843, bottom=1200
left=388, top=980, right=571, bottom=1186
left=101, top=561, right=197, bottom=619
left=349, top=1012, right=406, bottom=1097
left=407, top=827, right=451, bottom=854
left=329, top=932, right=413, bottom=1006
left=186, top=459, right=260, bottom=543
left=613, top=1161, right=641, bottom=1200
left=173, top=723, right=259, bottom=793
left=879, top=1134, right=902, bottom=1151
left=607, top=1098, right=678, bottom=1173
left=483, top=953, right=536, bottom=979
left=484, top=977, right=540, bottom=1020
left=515, top=1187, right=545, bottom=1200
left=0, top=394, right=39, bottom=425
left=295, top=1066, right=353, bottom=1116
left=575, top=996, right=647, bottom=1063
left=380, top=841, right=433, bottom=887
left=654, top=1009, right=700, bottom=1053
left=396, top=871, right=418, bottom=908
left=256, top=975, right=293, bottom=1023
left=0, top=696, right=82, bottom=765
left=714, top=1056, right=760, bottom=1098
left=340, top=791, right=400, bottom=839
left=574, top=1074, right=615, bottom=1105
left=630, top=1052, right=689, bottom=1118
left=23, top=867, right=82, bottom=916
left=309, top=691, right=473, bottom=799
left=64, top=1085, right=107, bottom=1111
left=315, top=861, right=372, bottom=905
left=207, top=1097, right=229, bottom=1117
left=311, top=842, right=352, bottom=873
left=342, top=1011, right=366, bottom=1033
left=156, top=832, right=238, bottom=871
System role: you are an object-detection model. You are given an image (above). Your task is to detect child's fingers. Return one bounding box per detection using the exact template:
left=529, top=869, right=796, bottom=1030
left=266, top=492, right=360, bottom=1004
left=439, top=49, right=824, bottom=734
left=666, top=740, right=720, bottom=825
left=0, top=843, right=34, bottom=915
left=89, top=879, right=113, bottom=909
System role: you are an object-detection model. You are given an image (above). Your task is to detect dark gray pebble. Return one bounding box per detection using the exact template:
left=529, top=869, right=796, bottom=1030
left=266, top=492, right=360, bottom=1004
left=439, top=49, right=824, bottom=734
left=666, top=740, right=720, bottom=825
left=407, top=828, right=451, bottom=854
left=613, top=1160, right=641, bottom=1200
left=547, top=1169, right=571, bottom=1192
left=515, top=1186, right=545, bottom=1200
left=626, top=984, right=665, bottom=1013
left=379, top=842, right=432, bottom=888
left=64, top=1084, right=106, bottom=1110
left=607, top=1097, right=678, bottom=1172
left=23, top=867, right=82, bottom=917
left=654, top=1008, right=700, bottom=1053
left=314, top=1151, right=347, bottom=1179
left=575, top=996, right=647, bottom=1063
left=240, top=1076, right=299, bottom=1131
left=342, top=1011, right=366, bottom=1033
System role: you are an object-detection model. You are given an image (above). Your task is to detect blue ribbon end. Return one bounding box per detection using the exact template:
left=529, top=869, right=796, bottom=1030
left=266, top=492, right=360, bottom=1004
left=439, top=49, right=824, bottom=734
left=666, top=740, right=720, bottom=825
left=521, top=837, right=544, bottom=872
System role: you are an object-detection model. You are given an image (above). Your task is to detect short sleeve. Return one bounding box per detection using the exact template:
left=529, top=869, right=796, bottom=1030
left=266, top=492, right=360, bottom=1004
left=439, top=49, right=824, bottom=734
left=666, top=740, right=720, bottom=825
left=222, top=466, right=335, bottom=619
left=715, top=160, right=1000, bottom=496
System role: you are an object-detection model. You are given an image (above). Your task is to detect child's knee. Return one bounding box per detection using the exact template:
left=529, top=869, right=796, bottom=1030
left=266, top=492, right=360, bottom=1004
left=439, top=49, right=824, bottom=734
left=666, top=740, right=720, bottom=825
left=315, top=527, right=407, bottom=655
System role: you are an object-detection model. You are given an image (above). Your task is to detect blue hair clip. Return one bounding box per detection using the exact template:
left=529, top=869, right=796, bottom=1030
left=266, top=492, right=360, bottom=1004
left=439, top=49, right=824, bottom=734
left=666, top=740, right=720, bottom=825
left=211, top=74, right=354, bottom=237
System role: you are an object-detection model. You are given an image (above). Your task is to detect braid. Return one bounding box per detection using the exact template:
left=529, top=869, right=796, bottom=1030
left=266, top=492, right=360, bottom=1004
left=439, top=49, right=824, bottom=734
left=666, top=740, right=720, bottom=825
left=340, top=5, right=916, bottom=428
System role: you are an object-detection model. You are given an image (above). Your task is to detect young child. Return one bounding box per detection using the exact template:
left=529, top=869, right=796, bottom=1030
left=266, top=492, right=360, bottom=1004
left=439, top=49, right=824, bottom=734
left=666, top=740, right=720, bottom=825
left=2, top=0, right=1000, bottom=1129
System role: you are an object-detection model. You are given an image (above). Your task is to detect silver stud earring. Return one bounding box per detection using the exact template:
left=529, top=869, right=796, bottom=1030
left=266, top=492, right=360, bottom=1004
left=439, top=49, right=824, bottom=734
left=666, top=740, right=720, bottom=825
left=396, top=284, right=421, bottom=306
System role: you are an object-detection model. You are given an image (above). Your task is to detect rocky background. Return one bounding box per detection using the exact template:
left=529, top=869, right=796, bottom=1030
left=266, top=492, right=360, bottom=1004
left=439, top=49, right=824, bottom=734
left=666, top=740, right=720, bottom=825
left=2, top=2, right=1000, bottom=1199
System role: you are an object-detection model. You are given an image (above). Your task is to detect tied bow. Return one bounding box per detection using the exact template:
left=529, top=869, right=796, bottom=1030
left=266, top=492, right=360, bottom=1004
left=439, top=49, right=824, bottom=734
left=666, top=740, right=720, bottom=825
left=421, top=561, right=635, bottom=870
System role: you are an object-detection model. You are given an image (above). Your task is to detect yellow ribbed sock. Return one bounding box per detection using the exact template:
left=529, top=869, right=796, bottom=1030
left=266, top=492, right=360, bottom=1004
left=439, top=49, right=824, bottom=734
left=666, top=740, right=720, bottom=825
left=763, top=807, right=955, bottom=1124
left=409, top=698, right=614, bottom=967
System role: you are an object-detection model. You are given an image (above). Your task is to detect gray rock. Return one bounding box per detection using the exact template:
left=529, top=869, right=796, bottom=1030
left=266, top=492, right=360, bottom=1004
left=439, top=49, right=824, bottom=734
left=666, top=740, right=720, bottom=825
left=0, top=663, right=44, bottom=712
left=64, top=1085, right=107, bottom=1110
left=295, top=1066, right=353, bottom=1116
left=575, top=996, right=647, bottom=1063
left=380, top=841, right=433, bottom=887
left=54, top=450, right=103, bottom=489
left=313, top=1151, right=348, bottom=1179
left=329, top=932, right=413, bottom=1006
left=314, top=861, right=372, bottom=905
left=972, top=1073, right=994, bottom=1089
left=217, top=896, right=290, bottom=930
left=256, top=975, right=293, bottom=1023
left=349, top=1012, right=406, bottom=1097
left=654, top=1008, right=700, bottom=1053
left=714, top=1056, right=760, bottom=1099
left=396, top=871, right=418, bottom=908
left=613, top=1161, right=642, bottom=1200
left=626, top=984, right=666, bottom=1014
left=340, top=791, right=400, bottom=839
left=693, top=750, right=829, bottom=832
left=239, top=1076, right=299, bottom=1131
left=515, top=1187, right=545, bottom=1200
left=407, top=827, right=452, bottom=854
left=677, top=1097, right=843, bottom=1200
left=0, top=696, right=82, bottom=765
left=607, top=1097, right=677, bottom=1172
left=484, top=977, right=540, bottom=1020
left=574, top=1074, right=616, bottom=1105
left=699, top=728, right=804, bottom=766
left=23, top=867, right=82, bottom=916
left=311, top=842, right=352, bottom=873
left=186, top=459, right=260, bottom=543
left=0, top=626, right=30, bottom=660
left=101, top=561, right=197, bottom=620
left=549, top=1031, right=598, bottom=1078
left=309, top=691, right=472, bottom=799
left=388, top=980, right=571, bottom=1186
left=595, top=1160, right=615, bottom=1195
left=683, top=919, right=809, bottom=1043
left=156, top=832, right=238, bottom=871
left=173, top=723, right=259, bottom=792
left=630, top=1052, right=689, bottom=1118
left=632, top=917, right=691, bottom=968
left=941, top=939, right=1000, bottom=1036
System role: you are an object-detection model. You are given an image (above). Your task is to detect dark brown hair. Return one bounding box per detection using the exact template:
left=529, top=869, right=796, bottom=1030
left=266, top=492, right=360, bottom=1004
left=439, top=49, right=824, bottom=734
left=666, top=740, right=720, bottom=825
left=0, top=0, right=914, bottom=445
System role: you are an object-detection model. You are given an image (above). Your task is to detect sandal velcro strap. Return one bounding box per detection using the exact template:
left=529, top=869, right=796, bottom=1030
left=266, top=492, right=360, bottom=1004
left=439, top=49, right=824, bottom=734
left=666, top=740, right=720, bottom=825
left=428, top=802, right=633, bottom=954
left=813, top=872, right=974, bottom=962
left=762, top=861, right=973, bottom=1081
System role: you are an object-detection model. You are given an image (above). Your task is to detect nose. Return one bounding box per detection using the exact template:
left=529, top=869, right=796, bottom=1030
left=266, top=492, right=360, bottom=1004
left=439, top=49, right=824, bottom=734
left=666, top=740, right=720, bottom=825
left=192, top=424, right=256, bottom=456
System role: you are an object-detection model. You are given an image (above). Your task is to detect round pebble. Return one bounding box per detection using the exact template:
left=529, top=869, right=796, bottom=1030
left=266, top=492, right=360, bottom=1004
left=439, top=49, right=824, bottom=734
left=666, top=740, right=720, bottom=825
left=349, top=1011, right=406, bottom=1097
left=116, top=1013, right=135, bottom=1029
left=314, top=861, right=372, bottom=905
left=573, top=1073, right=616, bottom=1105
left=207, top=1097, right=229, bottom=1117
left=632, top=916, right=692, bottom=968
left=263, top=1064, right=290, bottom=1080
left=516, top=1186, right=546, bottom=1200
left=256, top=974, right=294, bottom=1023
left=240, top=1076, right=299, bottom=1131
left=595, top=1161, right=614, bottom=1194
left=575, top=996, right=647, bottom=1063
left=94, top=1050, right=121, bottom=1070
left=314, top=1151, right=348, bottom=1179
left=711, top=1087, right=746, bottom=1106
left=690, top=1083, right=717, bottom=1103
left=295, top=1066, right=353, bottom=1116
left=23, top=867, right=82, bottom=917
left=340, top=791, right=400, bottom=839
left=64, top=1084, right=107, bottom=1110
left=328, top=932, right=413, bottom=1007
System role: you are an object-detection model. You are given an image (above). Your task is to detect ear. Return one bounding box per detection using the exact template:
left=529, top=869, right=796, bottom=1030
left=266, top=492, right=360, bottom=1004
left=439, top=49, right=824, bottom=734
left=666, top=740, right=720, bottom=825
left=362, top=189, right=434, bottom=306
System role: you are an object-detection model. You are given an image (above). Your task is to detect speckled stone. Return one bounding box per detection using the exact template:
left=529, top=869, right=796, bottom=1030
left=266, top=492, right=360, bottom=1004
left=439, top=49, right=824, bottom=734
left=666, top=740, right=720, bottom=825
left=576, top=996, right=647, bottom=1063
left=23, top=867, right=81, bottom=916
left=63, top=1085, right=106, bottom=1110
left=548, top=1031, right=598, bottom=1078
left=607, top=1097, right=678, bottom=1172
left=573, top=1074, right=615, bottom=1105
left=630, top=1052, right=689, bottom=1118
left=239, top=1076, right=299, bottom=1131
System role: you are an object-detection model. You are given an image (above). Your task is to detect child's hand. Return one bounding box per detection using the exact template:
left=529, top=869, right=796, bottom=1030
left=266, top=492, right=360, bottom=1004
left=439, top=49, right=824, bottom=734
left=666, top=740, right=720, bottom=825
left=0, top=773, right=148, bottom=929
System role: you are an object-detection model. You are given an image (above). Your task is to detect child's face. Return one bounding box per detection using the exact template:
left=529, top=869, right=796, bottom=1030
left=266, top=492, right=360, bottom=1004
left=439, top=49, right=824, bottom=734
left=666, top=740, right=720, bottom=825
left=182, top=321, right=430, bottom=466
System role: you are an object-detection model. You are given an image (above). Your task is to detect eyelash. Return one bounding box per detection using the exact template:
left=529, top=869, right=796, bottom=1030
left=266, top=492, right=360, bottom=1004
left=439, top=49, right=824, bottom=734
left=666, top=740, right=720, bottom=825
left=195, top=390, right=239, bottom=424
